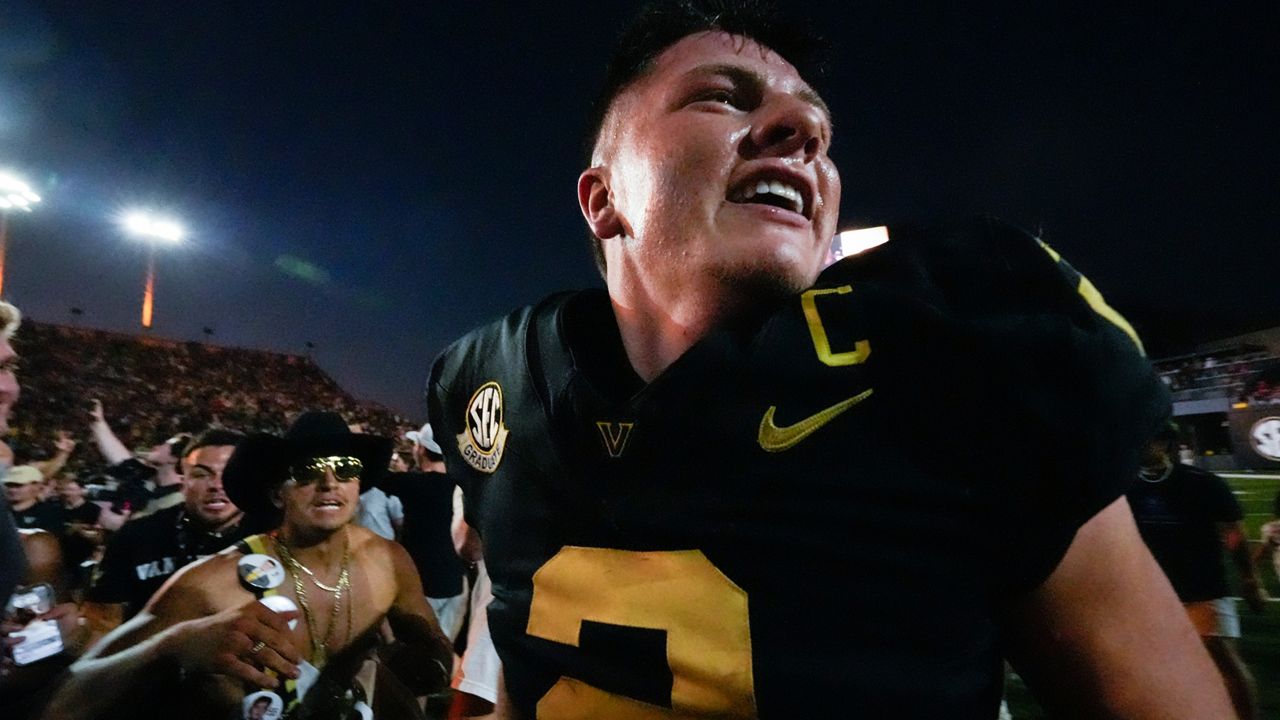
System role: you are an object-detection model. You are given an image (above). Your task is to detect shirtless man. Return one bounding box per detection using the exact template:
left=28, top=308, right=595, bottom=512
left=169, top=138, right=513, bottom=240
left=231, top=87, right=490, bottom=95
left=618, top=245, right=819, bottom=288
left=48, top=412, right=453, bottom=719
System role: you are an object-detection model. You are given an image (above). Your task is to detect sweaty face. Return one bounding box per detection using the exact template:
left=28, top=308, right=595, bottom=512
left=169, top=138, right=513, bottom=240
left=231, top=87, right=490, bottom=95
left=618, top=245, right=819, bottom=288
left=278, top=459, right=361, bottom=534
left=0, top=337, right=19, bottom=435
left=598, top=31, right=841, bottom=297
left=181, top=445, right=241, bottom=528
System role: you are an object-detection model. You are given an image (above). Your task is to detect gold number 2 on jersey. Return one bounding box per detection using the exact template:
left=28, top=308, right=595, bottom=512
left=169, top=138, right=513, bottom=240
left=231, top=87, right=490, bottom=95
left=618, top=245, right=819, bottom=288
left=527, top=547, right=758, bottom=719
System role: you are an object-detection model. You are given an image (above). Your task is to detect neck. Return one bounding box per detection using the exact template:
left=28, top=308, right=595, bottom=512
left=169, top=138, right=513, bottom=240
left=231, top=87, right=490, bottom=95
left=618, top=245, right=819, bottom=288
left=11, top=496, right=36, bottom=511
left=604, top=248, right=783, bottom=381
left=64, top=497, right=85, bottom=509
left=279, top=524, right=348, bottom=570
left=199, top=510, right=243, bottom=534
left=607, top=264, right=755, bottom=382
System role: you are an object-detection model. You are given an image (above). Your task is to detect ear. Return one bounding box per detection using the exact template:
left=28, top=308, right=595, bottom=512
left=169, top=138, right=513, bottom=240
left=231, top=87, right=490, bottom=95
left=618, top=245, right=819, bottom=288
left=578, top=167, right=624, bottom=240
left=271, top=487, right=284, bottom=509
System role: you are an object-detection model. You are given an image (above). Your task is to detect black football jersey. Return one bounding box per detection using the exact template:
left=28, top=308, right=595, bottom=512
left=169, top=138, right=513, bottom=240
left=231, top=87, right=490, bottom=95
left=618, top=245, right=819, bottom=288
left=427, top=217, right=1169, bottom=718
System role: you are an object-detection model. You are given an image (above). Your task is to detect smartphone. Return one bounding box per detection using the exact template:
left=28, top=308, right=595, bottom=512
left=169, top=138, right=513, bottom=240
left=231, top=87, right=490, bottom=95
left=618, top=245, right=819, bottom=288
left=5, top=583, right=65, bottom=666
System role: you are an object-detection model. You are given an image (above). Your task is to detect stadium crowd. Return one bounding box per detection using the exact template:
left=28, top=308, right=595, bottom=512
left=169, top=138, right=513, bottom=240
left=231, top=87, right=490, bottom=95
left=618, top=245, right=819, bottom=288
left=1155, top=348, right=1280, bottom=403
left=7, top=321, right=414, bottom=476
left=1, top=312, right=498, bottom=719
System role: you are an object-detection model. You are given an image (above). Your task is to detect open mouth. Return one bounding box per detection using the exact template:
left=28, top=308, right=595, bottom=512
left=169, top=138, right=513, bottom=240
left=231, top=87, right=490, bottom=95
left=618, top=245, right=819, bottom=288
left=313, top=499, right=344, bottom=512
left=203, top=498, right=229, bottom=511
left=728, top=170, right=813, bottom=220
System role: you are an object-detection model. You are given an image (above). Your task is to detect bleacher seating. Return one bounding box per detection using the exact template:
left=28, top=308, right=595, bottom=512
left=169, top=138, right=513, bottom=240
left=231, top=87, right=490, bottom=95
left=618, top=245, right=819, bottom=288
left=9, top=320, right=414, bottom=469
left=1154, top=346, right=1279, bottom=404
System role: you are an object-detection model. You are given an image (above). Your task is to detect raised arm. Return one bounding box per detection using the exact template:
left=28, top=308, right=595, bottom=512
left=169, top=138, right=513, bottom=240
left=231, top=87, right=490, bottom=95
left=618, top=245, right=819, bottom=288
left=31, top=431, right=75, bottom=480
left=1005, top=497, right=1235, bottom=718
left=88, top=399, right=131, bottom=466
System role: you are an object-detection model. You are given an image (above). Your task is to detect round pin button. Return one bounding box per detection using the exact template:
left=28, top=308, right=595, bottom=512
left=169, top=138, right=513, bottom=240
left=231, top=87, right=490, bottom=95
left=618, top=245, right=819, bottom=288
left=241, top=690, right=283, bottom=720
left=238, top=554, right=285, bottom=590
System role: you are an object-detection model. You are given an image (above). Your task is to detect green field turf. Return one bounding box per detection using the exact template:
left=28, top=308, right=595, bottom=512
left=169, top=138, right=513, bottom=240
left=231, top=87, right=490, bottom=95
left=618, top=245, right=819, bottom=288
left=1007, top=472, right=1280, bottom=718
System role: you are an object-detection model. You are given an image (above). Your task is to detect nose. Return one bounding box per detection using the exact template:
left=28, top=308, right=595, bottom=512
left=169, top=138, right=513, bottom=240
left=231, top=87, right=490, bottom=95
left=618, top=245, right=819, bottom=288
left=0, top=370, right=18, bottom=403
left=745, top=91, right=826, bottom=163
left=316, top=467, right=339, bottom=489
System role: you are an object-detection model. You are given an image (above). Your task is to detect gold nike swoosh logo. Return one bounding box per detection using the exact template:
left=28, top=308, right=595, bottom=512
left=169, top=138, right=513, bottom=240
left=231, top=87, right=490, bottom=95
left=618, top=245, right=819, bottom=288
left=757, top=388, right=874, bottom=453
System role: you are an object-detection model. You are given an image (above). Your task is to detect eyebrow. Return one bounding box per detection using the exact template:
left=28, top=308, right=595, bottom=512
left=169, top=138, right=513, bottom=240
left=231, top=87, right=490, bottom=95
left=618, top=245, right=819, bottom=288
left=687, top=63, right=832, bottom=124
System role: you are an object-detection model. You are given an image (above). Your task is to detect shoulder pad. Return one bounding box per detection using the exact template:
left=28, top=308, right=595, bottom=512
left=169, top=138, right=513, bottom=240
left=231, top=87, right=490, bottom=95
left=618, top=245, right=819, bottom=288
left=822, top=215, right=1145, bottom=354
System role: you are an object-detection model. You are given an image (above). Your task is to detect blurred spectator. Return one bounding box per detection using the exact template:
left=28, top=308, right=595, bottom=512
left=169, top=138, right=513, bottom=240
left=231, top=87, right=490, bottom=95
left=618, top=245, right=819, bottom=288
left=5, top=466, right=63, bottom=532
left=376, top=423, right=466, bottom=642
left=1258, top=491, right=1280, bottom=590
left=55, top=475, right=103, bottom=586
left=88, top=400, right=187, bottom=520
left=81, top=428, right=255, bottom=638
left=1129, top=425, right=1264, bottom=719
left=0, top=299, right=25, bottom=602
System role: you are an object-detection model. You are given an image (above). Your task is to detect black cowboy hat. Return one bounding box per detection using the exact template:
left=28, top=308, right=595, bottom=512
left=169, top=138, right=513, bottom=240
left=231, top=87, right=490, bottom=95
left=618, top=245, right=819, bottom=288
left=222, top=411, right=393, bottom=520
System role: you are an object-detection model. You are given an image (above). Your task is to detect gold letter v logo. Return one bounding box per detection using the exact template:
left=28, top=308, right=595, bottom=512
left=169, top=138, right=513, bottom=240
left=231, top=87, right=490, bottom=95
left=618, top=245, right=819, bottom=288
left=596, top=421, right=636, bottom=458
left=757, top=388, right=874, bottom=453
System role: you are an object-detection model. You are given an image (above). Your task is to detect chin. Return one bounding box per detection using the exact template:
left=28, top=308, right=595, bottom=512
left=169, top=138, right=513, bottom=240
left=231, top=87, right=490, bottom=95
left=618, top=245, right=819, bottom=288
left=714, top=256, right=816, bottom=302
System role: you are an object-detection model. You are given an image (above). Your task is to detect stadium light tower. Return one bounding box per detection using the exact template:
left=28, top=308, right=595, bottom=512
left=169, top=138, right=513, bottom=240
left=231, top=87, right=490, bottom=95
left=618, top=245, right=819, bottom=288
left=121, top=210, right=185, bottom=329
left=0, top=171, right=43, bottom=297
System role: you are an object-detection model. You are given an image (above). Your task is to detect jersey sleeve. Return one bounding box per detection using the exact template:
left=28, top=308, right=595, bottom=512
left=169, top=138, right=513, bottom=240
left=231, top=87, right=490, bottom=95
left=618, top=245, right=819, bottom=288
left=834, top=216, right=1171, bottom=591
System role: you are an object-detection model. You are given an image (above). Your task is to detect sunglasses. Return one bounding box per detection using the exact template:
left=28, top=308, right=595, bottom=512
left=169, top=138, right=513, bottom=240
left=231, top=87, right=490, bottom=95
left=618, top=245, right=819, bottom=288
left=287, top=456, right=363, bottom=486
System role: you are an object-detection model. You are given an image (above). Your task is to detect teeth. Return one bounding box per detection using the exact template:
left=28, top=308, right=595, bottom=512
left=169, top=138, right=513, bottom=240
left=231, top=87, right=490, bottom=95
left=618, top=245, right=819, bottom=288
left=736, top=179, right=804, bottom=214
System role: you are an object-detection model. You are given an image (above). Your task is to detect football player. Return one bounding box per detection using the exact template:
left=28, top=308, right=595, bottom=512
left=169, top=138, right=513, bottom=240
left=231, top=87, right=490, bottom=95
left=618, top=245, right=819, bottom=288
left=428, top=1, right=1232, bottom=716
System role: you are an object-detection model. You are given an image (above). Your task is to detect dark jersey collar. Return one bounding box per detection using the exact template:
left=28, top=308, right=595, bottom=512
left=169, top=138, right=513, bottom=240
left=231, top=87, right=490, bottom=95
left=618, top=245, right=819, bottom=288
left=554, top=287, right=784, bottom=408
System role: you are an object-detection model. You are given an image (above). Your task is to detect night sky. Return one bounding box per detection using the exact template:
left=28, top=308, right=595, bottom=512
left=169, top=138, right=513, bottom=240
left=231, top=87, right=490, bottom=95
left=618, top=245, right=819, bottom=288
left=1, top=1, right=1276, bottom=417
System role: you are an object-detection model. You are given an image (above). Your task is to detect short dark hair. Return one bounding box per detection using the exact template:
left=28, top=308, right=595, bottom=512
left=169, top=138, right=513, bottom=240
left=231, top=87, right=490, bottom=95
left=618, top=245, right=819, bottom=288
left=584, top=0, right=830, bottom=276
left=185, top=428, right=246, bottom=459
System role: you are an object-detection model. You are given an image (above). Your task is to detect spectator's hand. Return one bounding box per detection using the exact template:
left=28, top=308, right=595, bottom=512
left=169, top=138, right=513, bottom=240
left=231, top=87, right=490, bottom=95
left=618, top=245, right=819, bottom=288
left=160, top=600, right=302, bottom=688
left=41, top=603, right=90, bottom=657
left=89, top=399, right=106, bottom=425
left=53, top=430, right=76, bottom=455
left=0, top=616, right=22, bottom=679
left=96, top=504, right=131, bottom=531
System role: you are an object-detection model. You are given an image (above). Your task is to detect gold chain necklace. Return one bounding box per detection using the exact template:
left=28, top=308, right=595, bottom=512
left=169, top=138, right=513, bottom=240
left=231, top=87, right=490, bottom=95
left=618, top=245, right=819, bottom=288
left=283, top=546, right=344, bottom=592
left=277, top=529, right=353, bottom=664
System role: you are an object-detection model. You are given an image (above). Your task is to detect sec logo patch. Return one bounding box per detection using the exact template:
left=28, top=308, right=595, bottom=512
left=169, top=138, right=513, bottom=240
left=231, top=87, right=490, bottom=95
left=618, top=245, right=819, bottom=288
left=458, top=381, right=509, bottom=473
